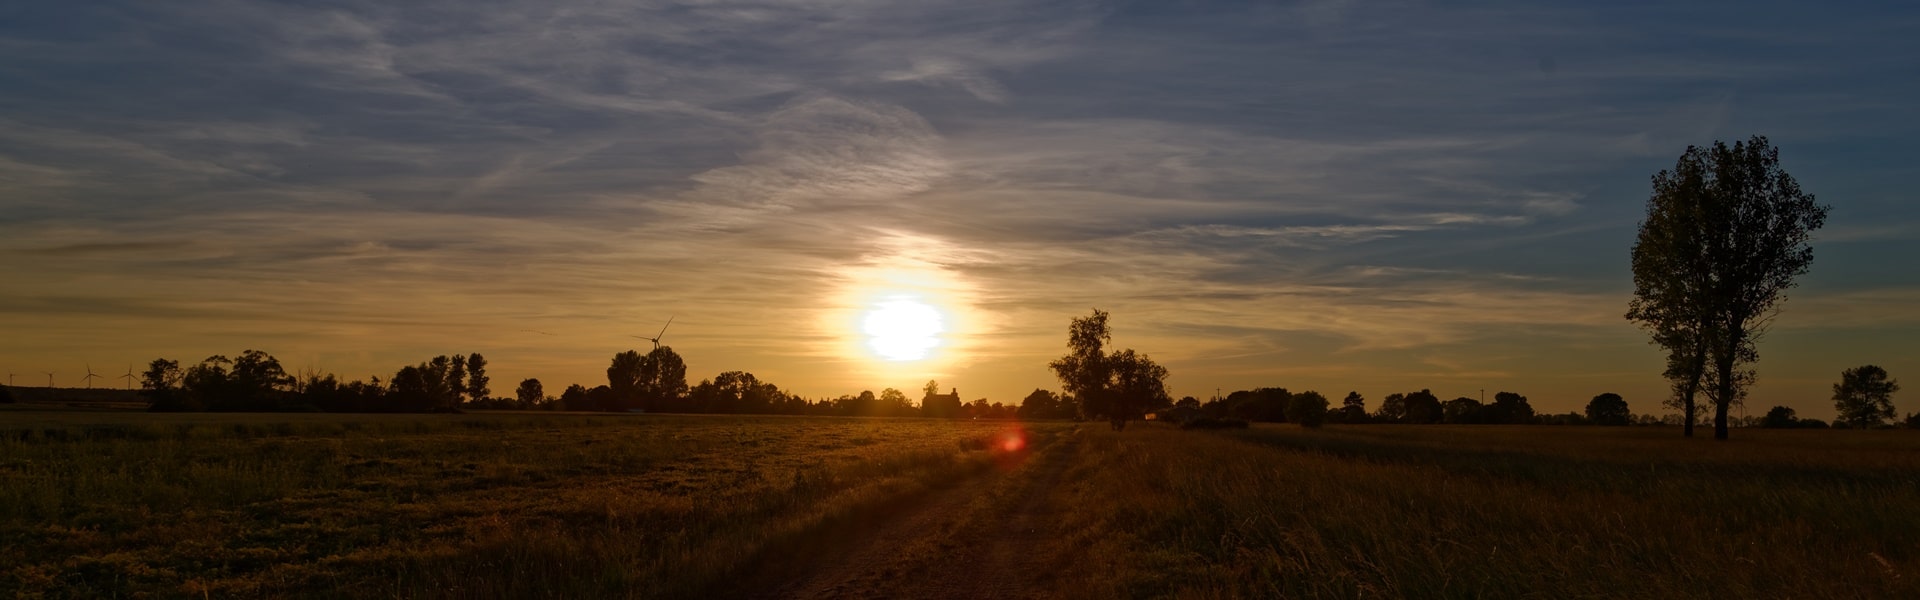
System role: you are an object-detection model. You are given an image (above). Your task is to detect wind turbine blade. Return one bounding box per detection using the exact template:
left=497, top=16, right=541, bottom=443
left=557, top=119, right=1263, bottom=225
left=655, top=316, right=674, bottom=341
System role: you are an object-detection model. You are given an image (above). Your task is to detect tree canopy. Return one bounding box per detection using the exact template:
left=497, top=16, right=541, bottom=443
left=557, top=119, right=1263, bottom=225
left=1628, top=135, right=1828, bottom=440
left=1833, top=365, right=1899, bottom=429
left=1048, top=309, right=1171, bottom=430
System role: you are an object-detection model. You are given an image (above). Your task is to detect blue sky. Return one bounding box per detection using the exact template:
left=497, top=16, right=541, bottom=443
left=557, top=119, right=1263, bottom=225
left=3, top=0, right=1916, bottom=416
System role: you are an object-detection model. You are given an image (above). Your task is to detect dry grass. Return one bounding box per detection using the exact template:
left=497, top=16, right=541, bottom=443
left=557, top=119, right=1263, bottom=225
left=7, top=412, right=1916, bottom=599
left=1047, top=424, right=1920, bottom=599
left=1, top=412, right=1047, bottom=599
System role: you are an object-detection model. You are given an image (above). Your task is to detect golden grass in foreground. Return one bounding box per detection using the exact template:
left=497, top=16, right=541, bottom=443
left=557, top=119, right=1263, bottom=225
left=7, top=413, right=1918, bottom=599
left=1, top=412, right=1051, bottom=598
left=1048, top=425, right=1920, bottom=599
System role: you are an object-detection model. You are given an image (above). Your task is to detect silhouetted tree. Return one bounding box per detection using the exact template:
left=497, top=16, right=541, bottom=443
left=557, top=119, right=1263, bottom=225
left=1016, top=389, right=1069, bottom=420
left=1376, top=393, right=1408, bottom=423
left=466, top=353, right=490, bottom=403
left=1338, top=391, right=1367, bottom=424
left=1628, top=136, right=1828, bottom=440
left=1442, top=397, right=1484, bottom=424
left=880, top=388, right=910, bottom=414
left=1585, top=393, right=1631, bottom=426
left=173, top=350, right=293, bottom=412
left=448, top=355, right=468, bottom=405
left=1051, top=309, right=1113, bottom=422
left=1286, top=391, right=1329, bottom=428
left=587, top=385, right=618, bottom=412
left=1761, top=405, right=1799, bottom=429
left=1227, top=388, right=1291, bottom=423
left=1833, top=365, right=1899, bottom=429
left=1048, top=309, right=1169, bottom=430
left=1485, top=391, right=1535, bottom=425
left=924, top=380, right=940, bottom=400
left=607, top=350, right=646, bottom=411
left=560, top=384, right=592, bottom=411
left=1402, top=390, right=1443, bottom=424
left=516, top=378, right=544, bottom=408
left=389, top=366, right=435, bottom=412
left=141, top=358, right=191, bottom=411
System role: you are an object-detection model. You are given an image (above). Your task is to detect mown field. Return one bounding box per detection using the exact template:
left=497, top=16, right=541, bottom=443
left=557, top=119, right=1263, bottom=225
left=3, top=410, right=1916, bottom=599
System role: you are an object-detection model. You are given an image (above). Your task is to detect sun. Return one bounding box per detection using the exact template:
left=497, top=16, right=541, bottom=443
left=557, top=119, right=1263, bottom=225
left=862, top=296, right=946, bottom=361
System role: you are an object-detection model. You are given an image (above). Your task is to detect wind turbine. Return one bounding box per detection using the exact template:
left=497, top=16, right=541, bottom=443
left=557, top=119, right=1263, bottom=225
left=45, top=372, right=55, bottom=388
left=81, top=364, right=102, bottom=389
left=119, top=364, right=136, bottom=390
left=629, top=316, right=675, bottom=351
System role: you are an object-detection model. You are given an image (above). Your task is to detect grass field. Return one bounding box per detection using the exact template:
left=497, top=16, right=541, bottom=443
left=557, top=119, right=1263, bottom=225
left=3, top=411, right=1916, bottom=598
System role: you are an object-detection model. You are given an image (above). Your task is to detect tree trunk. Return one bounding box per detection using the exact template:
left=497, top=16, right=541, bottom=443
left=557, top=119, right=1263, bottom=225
left=1681, top=342, right=1706, bottom=438
left=1713, top=334, right=1737, bottom=441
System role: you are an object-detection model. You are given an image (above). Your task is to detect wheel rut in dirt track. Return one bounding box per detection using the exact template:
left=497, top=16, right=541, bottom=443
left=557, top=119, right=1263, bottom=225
left=733, top=427, right=1084, bottom=600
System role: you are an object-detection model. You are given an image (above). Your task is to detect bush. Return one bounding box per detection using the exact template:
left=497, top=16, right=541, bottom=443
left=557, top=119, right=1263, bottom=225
left=1180, top=417, right=1250, bottom=430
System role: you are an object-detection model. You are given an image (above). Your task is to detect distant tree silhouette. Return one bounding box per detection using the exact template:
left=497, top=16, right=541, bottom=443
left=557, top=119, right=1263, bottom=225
left=607, top=350, right=646, bottom=410
left=1227, top=388, right=1291, bottom=423
left=1402, top=390, right=1443, bottom=424
left=448, top=355, right=468, bottom=405
left=1585, top=393, right=1631, bottom=426
left=1048, top=309, right=1170, bottom=430
left=923, top=380, right=941, bottom=400
left=587, top=385, right=618, bottom=411
left=1286, top=391, right=1329, bottom=428
left=466, top=353, right=490, bottom=402
left=516, top=378, right=544, bottom=408
left=169, top=350, right=294, bottom=412
left=1015, top=388, right=1070, bottom=420
left=688, top=371, right=789, bottom=414
left=0, top=385, right=13, bottom=404
left=880, top=388, right=910, bottom=412
left=639, top=347, right=687, bottom=411
left=141, top=358, right=192, bottom=411
left=1338, top=391, right=1367, bottom=424
left=1761, top=405, right=1799, bottom=429
left=389, top=366, right=435, bottom=412
left=1628, top=136, right=1828, bottom=440
left=1377, top=393, right=1408, bottom=423
left=1443, top=397, right=1484, bottom=424
left=1485, top=391, right=1535, bottom=424
left=1833, top=365, right=1899, bottom=429
left=560, top=384, right=592, bottom=411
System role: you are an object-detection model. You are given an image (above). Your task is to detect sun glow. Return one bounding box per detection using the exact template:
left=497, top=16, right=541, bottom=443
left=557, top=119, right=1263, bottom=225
left=824, top=232, right=988, bottom=376
left=862, top=296, right=945, bottom=361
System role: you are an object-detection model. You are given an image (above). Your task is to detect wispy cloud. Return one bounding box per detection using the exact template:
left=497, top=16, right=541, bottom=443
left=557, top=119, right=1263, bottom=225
left=2, top=0, right=1916, bottom=415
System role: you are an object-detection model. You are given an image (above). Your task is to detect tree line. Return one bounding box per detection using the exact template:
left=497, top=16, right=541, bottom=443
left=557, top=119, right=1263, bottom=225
left=138, top=350, right=491, bottom=413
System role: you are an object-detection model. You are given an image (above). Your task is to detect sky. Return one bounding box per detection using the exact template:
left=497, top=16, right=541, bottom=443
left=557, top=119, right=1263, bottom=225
left=3, top=0, right=1917, bottom=418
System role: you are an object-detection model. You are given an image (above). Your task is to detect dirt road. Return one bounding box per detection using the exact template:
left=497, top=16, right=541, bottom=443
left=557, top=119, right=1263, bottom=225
left=726, top=426, right=1084, bottom=599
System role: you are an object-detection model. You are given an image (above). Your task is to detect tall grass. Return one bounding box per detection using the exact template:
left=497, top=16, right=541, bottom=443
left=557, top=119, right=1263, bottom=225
left=1048, top=424, right=1920, bottom=598
left=1, top=412, right=1044, bottom=598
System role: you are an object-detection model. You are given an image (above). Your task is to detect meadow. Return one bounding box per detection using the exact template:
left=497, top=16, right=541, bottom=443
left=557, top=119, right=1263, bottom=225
left=3, top=409, right=1916, bottom=598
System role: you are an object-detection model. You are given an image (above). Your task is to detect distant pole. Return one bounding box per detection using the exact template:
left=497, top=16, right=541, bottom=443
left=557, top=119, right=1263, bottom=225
left=47, top=372, right=54, bottom=387
left=1480, top=389, right=1485, bottom=403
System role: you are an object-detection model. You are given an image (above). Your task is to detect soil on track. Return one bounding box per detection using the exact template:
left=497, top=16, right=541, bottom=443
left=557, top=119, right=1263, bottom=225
left=727, top=426, right=1084, bottom=599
